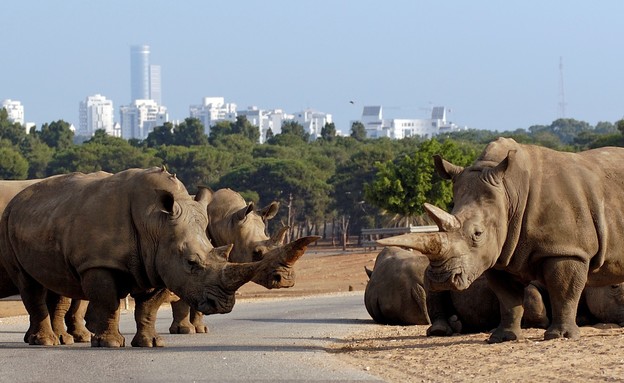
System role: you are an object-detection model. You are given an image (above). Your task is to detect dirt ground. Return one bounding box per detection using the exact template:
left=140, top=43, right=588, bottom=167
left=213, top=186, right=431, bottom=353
left=2, top=244, right=624, bottom=382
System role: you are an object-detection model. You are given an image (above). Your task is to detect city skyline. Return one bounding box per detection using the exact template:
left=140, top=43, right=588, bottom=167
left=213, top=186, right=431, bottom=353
left=1, top=1, right=623, bottom=133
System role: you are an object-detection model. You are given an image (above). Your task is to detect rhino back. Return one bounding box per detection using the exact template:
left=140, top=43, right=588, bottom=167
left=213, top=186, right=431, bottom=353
left=480, top=140, right=624, bottom=283
left=0, top=168, right=189, bottom=298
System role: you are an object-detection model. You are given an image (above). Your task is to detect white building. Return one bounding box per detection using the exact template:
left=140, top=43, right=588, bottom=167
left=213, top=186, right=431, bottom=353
left=119, top=99, right=168, bottom=140
left=149, top=64, right=162, bottom=105
left=189, top=97, right=237, bottom=136
left=359, top=105, right=463, bottom=139
left=291, top=109, right=333, bottom=140
left=78, top=94, right=118, bottom=137
left=1, top=99, right=25, bottom=125
left=237, top=106, right=292, bottom=143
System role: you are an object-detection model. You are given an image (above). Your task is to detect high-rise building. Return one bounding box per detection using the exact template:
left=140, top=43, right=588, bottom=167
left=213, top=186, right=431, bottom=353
left=292, top=109, right=333, bottom=140
left=120, top=99, right=168, bottom=140
left=130, top=45, right=151, bottom=102
left=189, top=97, right=237, bottom=135
left=1, top=99, right=25, bottom=125
left=149, top=65, right=162, bottom=105
left=78, top=94, right=118, bottom=137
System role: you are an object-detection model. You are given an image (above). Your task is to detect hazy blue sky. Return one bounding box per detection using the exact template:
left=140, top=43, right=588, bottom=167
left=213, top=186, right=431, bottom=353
left=2, top=1, right=623, bottom=134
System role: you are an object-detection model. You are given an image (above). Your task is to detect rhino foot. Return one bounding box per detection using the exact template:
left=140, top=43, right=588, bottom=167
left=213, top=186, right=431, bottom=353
left=131, top=333, right=165, bottom=347
left=91, top=333, right=125, bottom=348
left=169, top=321, right=196, bottom=334
left=426, top=319, right=454, bottom=337
left=544, top=323, right=580, bottom=341
left=194, top=323, right=208, bottom=334
left=56, top=331, right=75, bottom=345
left=28, top=332, right=60, bottom=346
left=68, top=327, right=92, bottom=343
left=487, top=327, right=522, bottom=344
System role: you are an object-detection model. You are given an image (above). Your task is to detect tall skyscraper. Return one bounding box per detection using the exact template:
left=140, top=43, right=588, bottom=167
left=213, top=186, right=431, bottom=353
left=149, top=64, right=162, bottom=105
left=130, top=45, right=150, bottom=102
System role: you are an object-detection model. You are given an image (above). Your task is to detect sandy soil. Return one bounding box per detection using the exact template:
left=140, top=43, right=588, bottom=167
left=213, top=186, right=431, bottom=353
left=3, top=244, right=624, bottom=382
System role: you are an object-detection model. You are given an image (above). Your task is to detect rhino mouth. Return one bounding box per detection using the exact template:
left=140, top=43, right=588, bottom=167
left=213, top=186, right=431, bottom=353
left=197, top=291, right=236, bottom=315
left=426, top=266, right=469, bottom=291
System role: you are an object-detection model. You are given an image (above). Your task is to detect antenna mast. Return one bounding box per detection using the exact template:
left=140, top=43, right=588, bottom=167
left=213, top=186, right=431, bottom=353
left=558, top=56, right=567, bottom=119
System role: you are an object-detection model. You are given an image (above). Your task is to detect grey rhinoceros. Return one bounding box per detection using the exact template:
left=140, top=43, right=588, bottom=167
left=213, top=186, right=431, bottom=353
left=365, top=247, right=624, bottom=336
left=378, top=137, right=624, bottom=343
left=0, top=167, right=306, bottom=348
left=0, top=178, right=92, bottom=344
left=168, top=187, right=316, bottom=334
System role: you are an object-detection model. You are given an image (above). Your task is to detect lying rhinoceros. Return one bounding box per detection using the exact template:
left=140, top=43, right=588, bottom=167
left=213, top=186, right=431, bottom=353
left=168, top=187, right=315, bottom=334
left=378, top=137, right=624, bottom=343
left=366, top=246, right=624, bottom=335
left=0, top=167, right=307, bottom=348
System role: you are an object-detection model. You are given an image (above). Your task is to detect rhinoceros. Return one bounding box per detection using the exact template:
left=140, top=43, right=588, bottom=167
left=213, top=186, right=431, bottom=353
left=364, top=246, right=430, bottom=326
left=0, top=167, right=306, bottom=348
left=378, top=137, right=624, bottom=343
left=0, top=178, right=93, bottom=344
left=169, top=187, right=310, bottom=334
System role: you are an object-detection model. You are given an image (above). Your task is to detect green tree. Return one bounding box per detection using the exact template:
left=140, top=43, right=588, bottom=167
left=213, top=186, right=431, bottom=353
left=19, top=135, right=54, bottom=178
left=364, top=139, right=475, bottom=225
left=145, top=122, right=175, bottom=147
left=0, top=147, right=29, bottom=179
left=232, top=115, right=261, bottom=143
left=208, top=120, right=233, bottom=145
left=320, top=122, right=337, bottom=141
left=156, top=145, right=235, bottom=191
left=350, top=121, right=366, bottom=141
left=0, top=108, right=28, bottom=146
left=173, top=118, right=209, bottom=146
left=36, top=120, right=74, bottom=150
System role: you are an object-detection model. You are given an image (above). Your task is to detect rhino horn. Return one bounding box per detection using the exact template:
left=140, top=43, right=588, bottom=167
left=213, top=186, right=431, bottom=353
left=235, top=203, right=254, bottom=222
left=376, top=232, right=449, bottom=262
left=221, top=261, right=259, bottom=291
left=424, top=203, right=460, bottom=232
left=269, top=226, right=289, bottom=246
left=280, top=236, right=320, bottom=266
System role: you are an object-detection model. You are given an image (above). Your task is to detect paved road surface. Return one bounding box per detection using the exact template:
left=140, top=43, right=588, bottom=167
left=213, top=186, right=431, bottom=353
left=0, top=292, right=385, bottom=382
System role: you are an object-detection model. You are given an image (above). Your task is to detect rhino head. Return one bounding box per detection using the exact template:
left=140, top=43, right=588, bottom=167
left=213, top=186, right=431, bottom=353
left=199, top=188, right=305, bottom=289
left=377, top=152, right=515, bottom=291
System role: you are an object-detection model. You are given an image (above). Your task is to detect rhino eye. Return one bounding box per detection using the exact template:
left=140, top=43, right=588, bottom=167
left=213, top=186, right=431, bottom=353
left=472, top=230, right=483, bottom=242
left=252, top=250, right=264, bottom=261
left=186, top=257, right=201, bottom=272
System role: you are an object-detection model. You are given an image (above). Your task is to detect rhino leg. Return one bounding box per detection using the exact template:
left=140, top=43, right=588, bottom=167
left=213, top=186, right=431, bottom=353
left=82, top=269, right=125, bottom=347
left=65, top=299, right=91, bottom=342
left=169, top=299, right=196, bottom=334
left=46, top=292, right=75, bottom=345
left=426, top=291, right=455, bottom=336
left=541, top=258, right=587, bottom=341
left=190, top=308, right=207, bottom=333
left=19, top=280, right=59, bottom=345
left=485, top=269, right=524, bottom=343
left=131, top=288, right=168, bottom=347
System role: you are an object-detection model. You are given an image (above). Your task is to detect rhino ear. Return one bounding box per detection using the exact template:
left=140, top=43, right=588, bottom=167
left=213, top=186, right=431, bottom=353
left=258, top=201, right=279, bottom=222
left=157, top=190, right=180, bottom=217
left=194, top=186, right=214, bottom=206
left=235, top=203, right=254, bottom=222
left=486, top=150, right=514, bottom=185
left=433, top=155, right=463, bottom=180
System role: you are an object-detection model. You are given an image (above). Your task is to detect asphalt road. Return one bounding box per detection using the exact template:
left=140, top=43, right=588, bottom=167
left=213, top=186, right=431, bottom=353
left=0, top=292, right=385, bottom=382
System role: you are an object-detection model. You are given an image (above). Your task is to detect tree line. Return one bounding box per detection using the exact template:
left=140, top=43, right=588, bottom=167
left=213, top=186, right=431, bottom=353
left=1, top=108, right=622, bottom=246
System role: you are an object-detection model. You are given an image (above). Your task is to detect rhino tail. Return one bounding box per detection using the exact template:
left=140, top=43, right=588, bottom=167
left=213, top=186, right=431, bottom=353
left=364, top=266, right=373, bottom=279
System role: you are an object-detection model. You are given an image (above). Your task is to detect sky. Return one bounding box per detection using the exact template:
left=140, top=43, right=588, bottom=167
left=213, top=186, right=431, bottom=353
left=2, top=1, right=623, bottom=134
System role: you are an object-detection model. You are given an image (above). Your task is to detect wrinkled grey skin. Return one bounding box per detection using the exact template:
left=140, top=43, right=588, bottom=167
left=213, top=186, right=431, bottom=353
left=169, top=188, right=295, bottom=335
left=0, top=178, right=92, bottom=344
left=366, top=247, right=624, bottom=335
left=378, top=137, right=624, bottom=343
left=0, top=167, right=271, bottom=347
left=364, top=246, right=430, bottom=326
